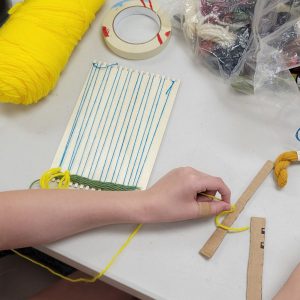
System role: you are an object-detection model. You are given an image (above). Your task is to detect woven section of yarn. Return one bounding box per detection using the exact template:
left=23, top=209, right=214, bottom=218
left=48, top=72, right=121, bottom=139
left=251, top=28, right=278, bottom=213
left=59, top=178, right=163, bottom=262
left=0, top=0, right=105, bottom=105
left=274, top=151, right=299, bottom=188
left=36, top=168, right=139, bottom=191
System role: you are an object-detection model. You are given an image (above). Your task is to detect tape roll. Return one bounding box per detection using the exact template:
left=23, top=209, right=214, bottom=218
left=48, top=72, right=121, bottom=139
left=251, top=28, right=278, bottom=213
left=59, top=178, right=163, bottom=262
left=102, top=0, right=171, bottom=60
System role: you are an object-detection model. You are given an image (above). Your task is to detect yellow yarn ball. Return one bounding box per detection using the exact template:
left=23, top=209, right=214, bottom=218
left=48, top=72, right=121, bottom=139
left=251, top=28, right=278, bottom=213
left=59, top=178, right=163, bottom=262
left=0, top=0, right=105, bottom=105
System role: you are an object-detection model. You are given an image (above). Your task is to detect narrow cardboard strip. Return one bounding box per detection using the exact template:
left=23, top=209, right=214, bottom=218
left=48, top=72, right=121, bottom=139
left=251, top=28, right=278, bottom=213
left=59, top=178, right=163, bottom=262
left=247, top=217, right=266, bottom=300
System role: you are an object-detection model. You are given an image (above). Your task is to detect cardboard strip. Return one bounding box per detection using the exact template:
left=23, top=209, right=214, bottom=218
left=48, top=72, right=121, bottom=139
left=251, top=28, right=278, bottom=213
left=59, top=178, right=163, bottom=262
left=200, top=160, right=273, bottom=258
left=247, top=217, right=266, bottom=300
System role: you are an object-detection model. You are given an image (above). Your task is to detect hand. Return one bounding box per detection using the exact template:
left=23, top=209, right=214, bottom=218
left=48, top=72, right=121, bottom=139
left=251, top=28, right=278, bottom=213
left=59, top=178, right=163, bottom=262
left=142, top=167, right=231, bottom=223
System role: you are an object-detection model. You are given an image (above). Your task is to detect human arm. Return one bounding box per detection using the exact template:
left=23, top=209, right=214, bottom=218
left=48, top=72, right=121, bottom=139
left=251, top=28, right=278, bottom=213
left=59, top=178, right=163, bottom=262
left=273, top=263, right=300, bottom=300
left=0, top=167, right=231, bottom=250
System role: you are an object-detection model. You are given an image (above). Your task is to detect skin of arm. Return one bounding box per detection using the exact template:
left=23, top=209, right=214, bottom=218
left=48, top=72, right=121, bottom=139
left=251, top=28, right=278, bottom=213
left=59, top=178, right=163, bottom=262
left=0, top=167, right=231, bottom=251
left=273, top=263, right=300, bottom=300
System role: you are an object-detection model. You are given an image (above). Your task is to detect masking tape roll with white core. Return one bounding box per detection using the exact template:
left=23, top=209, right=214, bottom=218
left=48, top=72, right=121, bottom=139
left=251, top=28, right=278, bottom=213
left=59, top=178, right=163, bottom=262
left=102, top=0, right=171, bottom=60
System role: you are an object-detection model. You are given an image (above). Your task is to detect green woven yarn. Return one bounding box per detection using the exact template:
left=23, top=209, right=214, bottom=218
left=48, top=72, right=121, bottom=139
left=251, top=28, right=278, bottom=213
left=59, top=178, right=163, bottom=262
left=69, top=175, right=138, bottom=191
left=30, top=174, right=139, bottom=191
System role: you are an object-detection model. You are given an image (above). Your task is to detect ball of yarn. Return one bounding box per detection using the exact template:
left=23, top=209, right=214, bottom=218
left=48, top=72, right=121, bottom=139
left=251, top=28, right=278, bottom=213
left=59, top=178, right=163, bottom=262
left=0, top=0, right=105, bottom=105
left=274, top=151, right=298, bottom=188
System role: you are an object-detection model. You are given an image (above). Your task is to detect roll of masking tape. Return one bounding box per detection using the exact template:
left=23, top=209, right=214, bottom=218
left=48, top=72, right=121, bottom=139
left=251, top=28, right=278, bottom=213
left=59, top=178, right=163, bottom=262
left=102, top=0, right=171, bottom=60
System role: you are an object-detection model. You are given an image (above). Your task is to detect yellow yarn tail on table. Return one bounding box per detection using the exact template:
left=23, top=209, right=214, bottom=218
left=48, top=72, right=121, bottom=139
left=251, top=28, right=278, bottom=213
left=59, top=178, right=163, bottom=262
left=0, top=0, right=105, bottom=105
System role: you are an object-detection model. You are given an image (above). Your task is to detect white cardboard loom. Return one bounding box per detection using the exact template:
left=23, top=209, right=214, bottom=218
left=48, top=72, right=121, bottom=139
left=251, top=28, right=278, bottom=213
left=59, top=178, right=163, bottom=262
left=52, top=62, right=180, bottom=189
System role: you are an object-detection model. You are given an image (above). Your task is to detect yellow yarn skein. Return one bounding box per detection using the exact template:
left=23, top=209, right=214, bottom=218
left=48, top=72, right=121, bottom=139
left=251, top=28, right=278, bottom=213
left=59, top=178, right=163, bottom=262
left=274, top=151, right=299, bottom=188
left=0, top=0, right=105, bottom=105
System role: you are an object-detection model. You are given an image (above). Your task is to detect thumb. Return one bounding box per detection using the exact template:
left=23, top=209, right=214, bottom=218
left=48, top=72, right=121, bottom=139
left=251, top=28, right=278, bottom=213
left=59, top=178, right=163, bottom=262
left=198, top=201, right=231, bottom=218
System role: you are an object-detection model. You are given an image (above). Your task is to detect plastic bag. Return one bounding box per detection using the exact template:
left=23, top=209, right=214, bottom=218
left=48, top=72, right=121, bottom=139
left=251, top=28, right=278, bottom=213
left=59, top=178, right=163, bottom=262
left=233, top=0, right=300, bottom=94
left=170, top=0, right=256, bottom=78
left=165, top=0, right=300, bottom=94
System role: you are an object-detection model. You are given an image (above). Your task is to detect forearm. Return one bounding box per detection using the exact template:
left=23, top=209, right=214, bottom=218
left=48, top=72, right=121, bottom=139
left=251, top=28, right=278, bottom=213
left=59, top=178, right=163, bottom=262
left=0, top=189, right=146, bottom=250
left=0, top=168, right=232, bottom=250
left=273, top=263, right=300, bottom=300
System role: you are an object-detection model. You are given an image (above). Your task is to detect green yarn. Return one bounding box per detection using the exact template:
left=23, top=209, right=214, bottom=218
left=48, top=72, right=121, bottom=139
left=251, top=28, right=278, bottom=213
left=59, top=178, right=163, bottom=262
left=69, top=175, right=139, bottom=191
left=30, top=174, right=139, bottom=191
left=29, top=179, right=40, bottom=189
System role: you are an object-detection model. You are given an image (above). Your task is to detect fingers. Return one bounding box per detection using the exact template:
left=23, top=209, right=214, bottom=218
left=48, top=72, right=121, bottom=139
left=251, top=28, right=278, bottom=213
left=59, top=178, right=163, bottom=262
left=198, top=201, right=231, bottom=218
left=199, top=177, right=231, bottom=203
left=184, top=167, right=231, bottom=203
left=197, top=190, right=217, bottom=202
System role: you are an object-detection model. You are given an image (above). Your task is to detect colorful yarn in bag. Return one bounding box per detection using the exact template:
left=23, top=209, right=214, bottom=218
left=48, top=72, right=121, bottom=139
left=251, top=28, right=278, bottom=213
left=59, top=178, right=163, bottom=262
left=0, top=0, right=105, bottom=105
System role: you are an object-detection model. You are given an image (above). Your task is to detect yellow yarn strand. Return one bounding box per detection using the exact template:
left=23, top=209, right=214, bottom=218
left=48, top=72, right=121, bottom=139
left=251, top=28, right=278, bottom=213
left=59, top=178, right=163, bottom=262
left=215, top=205, right=249, bottom=232
left=274, top=151, right=299, bottom=188
left=0, top=0, right=105, bottom=105
left=199, top=192, right=221, bottom=202
left=200, top=192, right=249, bottom=232
left=39, top=168, right=70, bottom=189
left=12, top=224, right=142, bottom=283
left=13, top=167, right=143, bottom=283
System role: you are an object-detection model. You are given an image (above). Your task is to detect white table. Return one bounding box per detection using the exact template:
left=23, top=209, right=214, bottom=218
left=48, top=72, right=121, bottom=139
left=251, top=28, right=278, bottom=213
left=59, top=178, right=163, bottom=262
left=2, top=1, right=300, bottom=299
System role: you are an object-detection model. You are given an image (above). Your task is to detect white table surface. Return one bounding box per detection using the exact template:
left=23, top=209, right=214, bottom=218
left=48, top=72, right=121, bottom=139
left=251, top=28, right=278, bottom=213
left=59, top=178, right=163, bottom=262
left=2, top=1, right=300, bottom=299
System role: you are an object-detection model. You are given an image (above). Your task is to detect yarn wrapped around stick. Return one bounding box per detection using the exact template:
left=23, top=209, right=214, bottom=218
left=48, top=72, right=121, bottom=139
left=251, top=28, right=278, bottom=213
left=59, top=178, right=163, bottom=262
left=0, top=0, right=105, bottom=105
left=274, top=151, right=299, bottom=188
